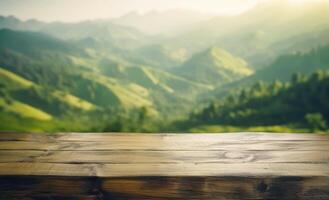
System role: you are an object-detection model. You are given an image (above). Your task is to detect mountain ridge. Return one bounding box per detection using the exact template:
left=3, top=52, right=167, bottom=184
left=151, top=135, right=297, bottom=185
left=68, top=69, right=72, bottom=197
left=174, top=47, right=253, bottom=85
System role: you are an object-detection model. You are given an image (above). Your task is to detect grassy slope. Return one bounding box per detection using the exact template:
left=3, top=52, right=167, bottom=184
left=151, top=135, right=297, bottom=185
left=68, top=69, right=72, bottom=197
left=0, top=67, right=53, bottom=121
left=0, top=99, right=52, bottom=121
left=52, top=91, right=95, bottom=111
left=0, top=68, right=34, bottom=88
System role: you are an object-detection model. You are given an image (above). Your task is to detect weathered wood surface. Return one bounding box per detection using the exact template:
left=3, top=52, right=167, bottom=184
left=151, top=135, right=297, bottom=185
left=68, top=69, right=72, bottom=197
left=0, top=132, right=329, bottom=200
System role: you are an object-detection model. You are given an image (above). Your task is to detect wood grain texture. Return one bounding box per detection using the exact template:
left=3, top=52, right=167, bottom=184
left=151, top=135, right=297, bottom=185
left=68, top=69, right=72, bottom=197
left=0, top=150, right=329, bottom=164
left=0, top=163, right=329, bottom=177
left=0, top=132, right=329, bottom=200
left=1, top=176, right=329, bottom=200
left=1, top=140, right=329, bottom=151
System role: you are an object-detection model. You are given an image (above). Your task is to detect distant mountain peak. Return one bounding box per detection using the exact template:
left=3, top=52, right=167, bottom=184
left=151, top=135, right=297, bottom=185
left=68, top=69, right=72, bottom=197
left=112, top=9, right=212, bottom=35
left=120, top=11, right=140, bottom=18
left=0, top=15, right=20, bottom=23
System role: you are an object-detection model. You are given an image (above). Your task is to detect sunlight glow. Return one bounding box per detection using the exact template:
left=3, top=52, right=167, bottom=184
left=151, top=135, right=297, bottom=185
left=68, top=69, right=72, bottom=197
left=289, top=0, right=305, bottom=4
left=288, top=0, right=323, bottom=5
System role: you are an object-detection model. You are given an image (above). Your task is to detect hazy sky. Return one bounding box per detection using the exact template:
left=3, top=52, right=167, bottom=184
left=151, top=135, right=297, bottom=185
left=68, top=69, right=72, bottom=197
left=0, top=0, right=267, bottom=22
left=0, top=0, right=319, bottom=22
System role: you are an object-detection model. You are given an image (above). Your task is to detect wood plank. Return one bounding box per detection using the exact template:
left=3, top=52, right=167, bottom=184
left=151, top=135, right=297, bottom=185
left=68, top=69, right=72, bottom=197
left=100, top=177, right=329, bottom=200
left=1, top=140, right=329, bottom=151
left=0, top=150, right=328, bottom=164
left=1, top=176, right=329, bottom=200
left=1, top=132, right=329, bottom=142
left=0, top=163, right=328, bottom=177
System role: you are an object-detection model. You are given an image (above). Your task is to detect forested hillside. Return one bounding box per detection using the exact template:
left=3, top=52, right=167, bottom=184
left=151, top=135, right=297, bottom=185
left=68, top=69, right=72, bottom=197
left=176, top=71, right=329, bottom=133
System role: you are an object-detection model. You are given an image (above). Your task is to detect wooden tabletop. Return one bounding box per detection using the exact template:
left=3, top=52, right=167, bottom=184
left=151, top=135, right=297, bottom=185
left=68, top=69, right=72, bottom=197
left=0, top=132, right=329, bottom=200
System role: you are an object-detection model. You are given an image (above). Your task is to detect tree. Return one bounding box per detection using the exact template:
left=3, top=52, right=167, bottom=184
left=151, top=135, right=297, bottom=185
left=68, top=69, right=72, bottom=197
left=250, top=81, right=267, bottom=97
left=291, top=73, right=304, bottom=85
left=138, top=107, right=148, bottom=124
left=309, top=71, right=325, bottom=82
left=269, top=80, right=283, bottom=95
left=239, top=89, right=248, bottom=103
left=305, top=113, right=327, bottom=131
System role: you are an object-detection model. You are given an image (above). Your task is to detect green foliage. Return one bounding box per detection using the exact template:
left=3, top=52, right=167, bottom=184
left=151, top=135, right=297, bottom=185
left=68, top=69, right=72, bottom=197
left=179, top=71, right=329, bottom=133
left=189, top=125, right=310, bottom=134
left=305, top=113, right=327, bottom=131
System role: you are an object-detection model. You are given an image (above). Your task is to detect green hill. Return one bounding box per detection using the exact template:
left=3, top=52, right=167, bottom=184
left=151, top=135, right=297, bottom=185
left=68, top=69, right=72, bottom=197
left=174, top=47, right=253, bottom=85
left=98, top=59, right=212, bottom=112
left=0, top=29, right=79, bottom=55
left=0, top=16, right=149, bottom=50
left=211, top=45, right=329, bottom=98
left=249, top=45, right=329, bottom=82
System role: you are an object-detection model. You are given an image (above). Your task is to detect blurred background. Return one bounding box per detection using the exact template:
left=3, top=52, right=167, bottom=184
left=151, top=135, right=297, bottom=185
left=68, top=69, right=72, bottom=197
left=0, top=0, right=329, bottom=133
